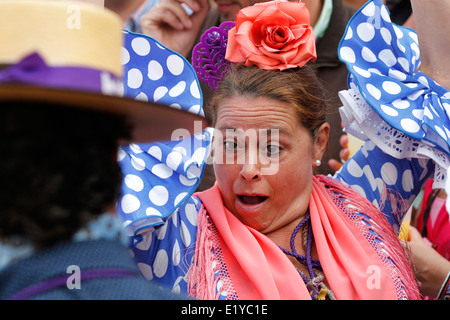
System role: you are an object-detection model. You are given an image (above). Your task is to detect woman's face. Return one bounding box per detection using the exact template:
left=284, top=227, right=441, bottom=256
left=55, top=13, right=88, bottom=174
left=213, top=95, right=329, bottom=234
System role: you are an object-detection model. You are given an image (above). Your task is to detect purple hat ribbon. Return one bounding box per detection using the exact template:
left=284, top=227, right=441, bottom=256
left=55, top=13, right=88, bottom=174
left=0, top=52, right=122, bottom=96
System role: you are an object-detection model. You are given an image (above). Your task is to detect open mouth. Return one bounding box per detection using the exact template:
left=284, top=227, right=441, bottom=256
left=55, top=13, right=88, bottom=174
left=237, top=195, right=268, bottom=205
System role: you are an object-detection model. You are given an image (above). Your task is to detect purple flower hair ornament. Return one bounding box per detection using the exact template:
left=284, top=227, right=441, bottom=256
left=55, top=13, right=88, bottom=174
left=192, top=21, right=235, bottom=91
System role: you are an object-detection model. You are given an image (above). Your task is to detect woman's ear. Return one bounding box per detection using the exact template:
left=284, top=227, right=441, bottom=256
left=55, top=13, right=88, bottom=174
left=313, top=122, right=330, bottom=163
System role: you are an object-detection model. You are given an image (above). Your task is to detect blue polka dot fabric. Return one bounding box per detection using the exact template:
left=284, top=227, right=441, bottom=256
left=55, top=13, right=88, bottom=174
left=131, top=196, right=202, bottom=295
left=339, top=0, right=450, bottom=157
left=118, top=31, right=211, bottom=237
left=336, top=141, right=434, bottom=231
left=122, top=30, right=205, bottom=115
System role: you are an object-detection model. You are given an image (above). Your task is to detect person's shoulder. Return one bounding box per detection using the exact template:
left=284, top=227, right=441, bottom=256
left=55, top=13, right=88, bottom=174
left=333, top=0, right=357, bottom=22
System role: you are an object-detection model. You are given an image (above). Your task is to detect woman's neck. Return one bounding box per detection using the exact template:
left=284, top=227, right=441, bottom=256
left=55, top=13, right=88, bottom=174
left=265, top=214, right=308, bottom=256
left=303, top=0, right=325, bottom=27
left=265, top=212, right=326, bottom=287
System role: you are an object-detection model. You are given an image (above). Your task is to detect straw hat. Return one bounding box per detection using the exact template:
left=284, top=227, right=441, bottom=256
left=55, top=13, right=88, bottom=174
left=0, top=0, right=209, bottom=143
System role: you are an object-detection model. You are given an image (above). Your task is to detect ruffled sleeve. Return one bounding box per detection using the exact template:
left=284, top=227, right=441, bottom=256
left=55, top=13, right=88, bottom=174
left=117, top=31, right=211, bottom=237
left=338, top=0, right=450, bottom=189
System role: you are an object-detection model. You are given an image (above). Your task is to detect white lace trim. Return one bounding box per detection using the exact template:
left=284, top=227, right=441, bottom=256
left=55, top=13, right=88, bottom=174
left=339, top=82, right=450, bottom=189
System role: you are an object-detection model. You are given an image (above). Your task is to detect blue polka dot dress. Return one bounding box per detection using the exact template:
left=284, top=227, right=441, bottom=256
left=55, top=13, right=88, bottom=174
left=338, top=0, right=450, bottom=189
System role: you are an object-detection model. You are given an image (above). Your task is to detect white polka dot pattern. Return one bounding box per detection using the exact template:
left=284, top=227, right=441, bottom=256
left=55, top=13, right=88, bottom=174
left=339, top=0, right=450, bottom=156
left=118, top=134, right=211, bottom=236
left=132, top=197, right=202, bottom=295
left=122, top=31, right=205, bottom=117
left=117, top=31, right=211, bottom=236
left=336, top=141, right=434, bottom=230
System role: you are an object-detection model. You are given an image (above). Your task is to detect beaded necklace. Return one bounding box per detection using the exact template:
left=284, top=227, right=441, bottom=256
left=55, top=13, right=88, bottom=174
left=278, top=211, right=335, bottom=300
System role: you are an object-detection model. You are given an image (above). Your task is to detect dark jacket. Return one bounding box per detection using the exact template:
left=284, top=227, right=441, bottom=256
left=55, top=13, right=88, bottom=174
left=0, top=239, right=185, bottom=300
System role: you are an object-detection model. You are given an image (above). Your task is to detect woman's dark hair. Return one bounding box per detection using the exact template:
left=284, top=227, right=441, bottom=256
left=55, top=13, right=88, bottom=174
left=0, top=101, right=130, bottom=248
left=210, top=63, right=328, bottom=140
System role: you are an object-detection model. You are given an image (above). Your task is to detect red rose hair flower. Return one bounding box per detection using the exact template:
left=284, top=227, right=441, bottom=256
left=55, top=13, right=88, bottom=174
left=225, top=0, right=317, bottom=70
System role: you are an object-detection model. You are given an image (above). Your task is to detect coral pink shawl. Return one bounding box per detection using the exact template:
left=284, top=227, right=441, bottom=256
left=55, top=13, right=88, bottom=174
left=194, top=176, right=418, bottom=300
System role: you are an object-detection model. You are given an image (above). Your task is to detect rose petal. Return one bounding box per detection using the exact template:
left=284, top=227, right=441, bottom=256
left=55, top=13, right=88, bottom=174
left=290, top=41, right=317, bottom=66
left=277, top=1, right=310, bottom=25
left=252, top=16, right=293, bottom=46
left=235, top=21, right=261, bottom=55
left=235, top=5, right=267, bottom=26
left=254, top=5, right=296, bottom=28
left=260, top=26, right=293, bottom=50
left=246, top=52, right=279, bottom=68
left=290, top=24, right=309, bottom=39
left=261, top=34, right=316, bottom=69
left=281, top=26, right=312, bottom=51
left=225, top=27, right=246, bottom=62
left=259, top=45, right=297, bottom=64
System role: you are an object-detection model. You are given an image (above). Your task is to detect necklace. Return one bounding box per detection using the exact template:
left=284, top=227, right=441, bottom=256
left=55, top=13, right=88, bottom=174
left=278, top=211, right=333, bottom=300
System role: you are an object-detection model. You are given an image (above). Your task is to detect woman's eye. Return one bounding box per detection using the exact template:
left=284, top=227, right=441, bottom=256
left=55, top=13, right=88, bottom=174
left=265, top=144, right=281, bottom=156
left=224, top=141, right=238, bottom=151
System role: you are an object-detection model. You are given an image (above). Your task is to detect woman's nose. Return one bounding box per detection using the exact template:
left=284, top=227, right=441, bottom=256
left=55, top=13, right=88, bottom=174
left=240, top=148, right=262, bottom=182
